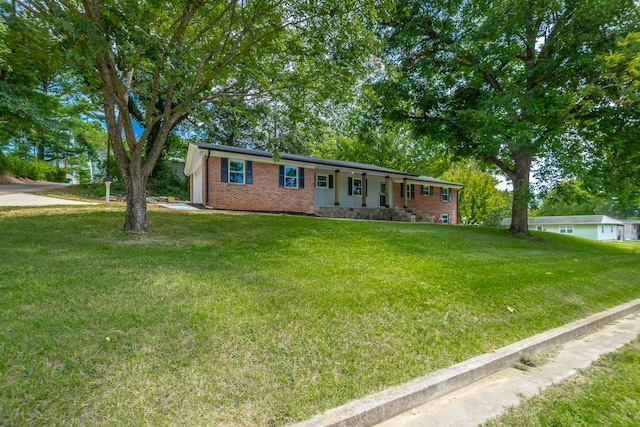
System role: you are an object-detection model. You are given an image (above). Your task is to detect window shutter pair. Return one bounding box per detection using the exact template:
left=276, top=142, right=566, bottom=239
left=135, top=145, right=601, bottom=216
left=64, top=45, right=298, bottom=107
left=421, top=185, right=434, bottom=196
left=278, top=165, right=304, bottom=188
left=221, top=158, right=252, bottom=184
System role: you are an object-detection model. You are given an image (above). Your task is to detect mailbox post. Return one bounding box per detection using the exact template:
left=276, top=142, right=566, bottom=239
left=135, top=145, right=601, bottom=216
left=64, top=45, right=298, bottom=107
left=102, top=176, right=113, bottom=204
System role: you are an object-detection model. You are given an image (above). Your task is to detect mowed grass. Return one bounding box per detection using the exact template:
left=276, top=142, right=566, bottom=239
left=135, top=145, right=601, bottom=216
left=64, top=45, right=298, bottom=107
left=1, top=208, right=639, bottom=426
left=483, top=338, right=640, bottom=426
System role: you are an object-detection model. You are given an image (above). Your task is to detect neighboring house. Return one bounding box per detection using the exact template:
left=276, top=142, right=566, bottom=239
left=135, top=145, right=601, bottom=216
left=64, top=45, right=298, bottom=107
left=184, top=143, right=465, bottom=223
left=501, top=215, right=625, bottom=241
left=621, top=220, right=640, bottom=241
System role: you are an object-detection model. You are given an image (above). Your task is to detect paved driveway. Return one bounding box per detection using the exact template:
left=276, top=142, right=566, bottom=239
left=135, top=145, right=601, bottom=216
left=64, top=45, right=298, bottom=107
left=0, top=182, right=96, bottom=207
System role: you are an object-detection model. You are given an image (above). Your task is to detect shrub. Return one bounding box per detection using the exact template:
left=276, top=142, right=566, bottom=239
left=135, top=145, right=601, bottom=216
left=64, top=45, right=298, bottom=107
left=0, top=156, right=65, bottom=182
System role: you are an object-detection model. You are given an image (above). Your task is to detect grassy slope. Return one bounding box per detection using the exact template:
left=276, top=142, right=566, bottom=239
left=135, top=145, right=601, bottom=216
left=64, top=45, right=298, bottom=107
left=1, top=209, right=639, bottom=426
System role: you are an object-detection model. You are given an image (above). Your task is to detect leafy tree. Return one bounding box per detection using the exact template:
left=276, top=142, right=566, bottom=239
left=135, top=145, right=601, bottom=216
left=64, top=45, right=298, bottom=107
left=376, top=0, right=638, bottom=235
left=572, top=31, right=640, bottom=211
left=532, top=180, right=640, bottom=219
left=24, top=0, right=379, bottom=232
left=441, top=161, right=508, bottom=226
left=1, top=1, right=102, bottom=177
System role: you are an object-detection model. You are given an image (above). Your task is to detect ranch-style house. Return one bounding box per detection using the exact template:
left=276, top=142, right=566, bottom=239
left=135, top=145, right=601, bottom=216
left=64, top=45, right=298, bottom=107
left=184, top=143, right=464, bottom=224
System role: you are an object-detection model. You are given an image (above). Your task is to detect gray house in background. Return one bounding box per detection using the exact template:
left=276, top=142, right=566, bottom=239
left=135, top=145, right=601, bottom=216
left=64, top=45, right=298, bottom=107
left=621, top=220, right=640, bottom=241
left=501, top=215, right=629, bottom=241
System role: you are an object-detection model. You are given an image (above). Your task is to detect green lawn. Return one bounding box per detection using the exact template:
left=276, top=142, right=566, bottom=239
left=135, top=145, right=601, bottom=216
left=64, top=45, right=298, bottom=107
left=1, top=207, right=639, bottom=426
left=483, top=339, right=640, bottom=426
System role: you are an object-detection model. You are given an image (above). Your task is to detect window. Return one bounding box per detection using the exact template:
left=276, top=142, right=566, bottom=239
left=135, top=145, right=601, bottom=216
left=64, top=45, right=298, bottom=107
left=352, top=179, right=362, bottom=196
left=421, top=185, right=433, bottom=196
left=316, top=174, right=328, bottom=188
left=229, top=160, right=245, bottom=184
left=400, top=183, right=415, bottom=199
left=440, top=187, right=452, bottom=202
left=284, top=166, right=298, bottom=188
left=560, top=225, right=574, bottom=234
left=440, top=214, right=450, bottom=224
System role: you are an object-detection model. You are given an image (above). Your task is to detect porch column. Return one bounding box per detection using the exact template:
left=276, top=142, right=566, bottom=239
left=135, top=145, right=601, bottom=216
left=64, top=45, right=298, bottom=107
left=403, top=178, right=408, bottom=208
left=385, top=176, right=390, bottom=208
left=334, top=170, right=340, bottom=206
left=361, top=173, right=367, bottom=207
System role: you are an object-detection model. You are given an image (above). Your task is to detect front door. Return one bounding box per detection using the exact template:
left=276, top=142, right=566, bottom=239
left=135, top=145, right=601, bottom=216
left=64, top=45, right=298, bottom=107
left=379, top=181, right=386, bottom=207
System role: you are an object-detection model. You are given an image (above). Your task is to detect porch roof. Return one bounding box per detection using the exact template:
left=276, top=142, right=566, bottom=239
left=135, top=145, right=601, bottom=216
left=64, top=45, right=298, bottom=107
left=187, top=143, right=464, bottom=188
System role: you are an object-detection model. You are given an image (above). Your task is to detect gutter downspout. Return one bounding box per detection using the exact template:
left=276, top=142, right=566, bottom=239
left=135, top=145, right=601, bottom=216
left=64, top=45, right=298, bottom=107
left=205, top=150, right=211, bottom=206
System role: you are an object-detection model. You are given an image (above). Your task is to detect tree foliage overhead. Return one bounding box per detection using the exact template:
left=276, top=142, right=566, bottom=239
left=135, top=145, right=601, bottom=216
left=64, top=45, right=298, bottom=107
left=376, top=0, right=639, bottom=234
left=22, top=0, right=381, bottom=232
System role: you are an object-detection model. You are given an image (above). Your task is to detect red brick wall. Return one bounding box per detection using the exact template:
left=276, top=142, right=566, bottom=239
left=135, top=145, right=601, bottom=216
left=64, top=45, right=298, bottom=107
left=393, top=183, right=459, bottom=224
left=205, top=157, right=315, bottom=214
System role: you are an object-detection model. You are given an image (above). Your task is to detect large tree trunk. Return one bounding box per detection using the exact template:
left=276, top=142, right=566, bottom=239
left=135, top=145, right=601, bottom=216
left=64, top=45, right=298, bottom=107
left=122, top=170, right=149, bottom=233
left=507, top=154, right=533, bottom=235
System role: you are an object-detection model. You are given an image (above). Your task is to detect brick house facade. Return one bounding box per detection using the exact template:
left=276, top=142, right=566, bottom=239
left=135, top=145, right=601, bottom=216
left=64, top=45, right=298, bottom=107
left=392, top=183, right=459, bottom=224
left=185, top=143, right=464, bottom=223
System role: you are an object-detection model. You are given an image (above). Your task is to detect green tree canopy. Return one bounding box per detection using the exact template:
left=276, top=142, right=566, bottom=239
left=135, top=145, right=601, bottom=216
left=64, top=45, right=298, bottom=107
left=375, top=0, right=638, bottom=235
left=24, top=0, right=381, bottom=232
left=441, top=161, right=509, bottom=226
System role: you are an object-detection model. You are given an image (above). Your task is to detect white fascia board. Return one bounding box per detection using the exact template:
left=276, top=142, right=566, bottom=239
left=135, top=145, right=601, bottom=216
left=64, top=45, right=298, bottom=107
left=184, top=144, right=203, bottom=175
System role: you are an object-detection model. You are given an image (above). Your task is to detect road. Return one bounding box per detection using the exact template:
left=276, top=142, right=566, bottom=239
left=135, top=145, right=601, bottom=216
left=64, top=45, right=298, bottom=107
left=0, top=181, right=95, bottom=206
left=0, top=181, right=70, bottom=196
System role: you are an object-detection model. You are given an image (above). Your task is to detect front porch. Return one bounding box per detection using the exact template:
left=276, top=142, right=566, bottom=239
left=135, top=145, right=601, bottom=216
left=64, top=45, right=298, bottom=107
left=314, top=206, right=434, bottom=223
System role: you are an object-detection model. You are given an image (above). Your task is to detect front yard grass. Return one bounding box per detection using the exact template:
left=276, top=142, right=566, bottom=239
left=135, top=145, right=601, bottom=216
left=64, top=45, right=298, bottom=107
left=1, top=208, right=639, bottom=426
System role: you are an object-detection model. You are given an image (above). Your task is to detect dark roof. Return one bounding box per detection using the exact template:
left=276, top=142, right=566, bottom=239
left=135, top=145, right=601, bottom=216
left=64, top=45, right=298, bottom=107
left=197, top=143, right=412, bottom=175
left=195, top=143, right=464, bottom=187
left=502, top=215, right=624, bottom=226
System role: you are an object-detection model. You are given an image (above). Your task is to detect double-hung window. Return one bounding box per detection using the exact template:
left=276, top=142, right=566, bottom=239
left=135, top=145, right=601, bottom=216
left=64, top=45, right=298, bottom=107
left=440, top=187, right=452, bottom=202
left=279, top=165, right=304, bottom=189
left=421, top=185, right=433, bottom=196
left=221, top=158, right=252, bottom=184
left=228, top=160, right=245, bottom=184
left=316, top=174, right=328, bottom=188
left=352, top=179, right=362, bottom=195
left=440, top=214, right=450, bottom=224
left=284, top=166, right=298, bottom=188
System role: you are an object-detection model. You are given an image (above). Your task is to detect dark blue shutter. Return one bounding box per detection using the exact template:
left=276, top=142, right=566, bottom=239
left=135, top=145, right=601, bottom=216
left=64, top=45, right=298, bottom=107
left=365, top=179, right=368, bottom=197
left=348, top=177, right=352, bottom=195
left=420, top=184, right=424, bottom=195
left=221, top=158, right=228, bottom=182
left=430, top=186, right=434, bottom=196
left=278, top=165, right=284, bottom=187
left=410, top=184, right=415, bottom=199
left=299, top=168, right=304, bottom=189
left=328, top=174, right=334, bottom=189
left=246, top=161, right=253, bottom=184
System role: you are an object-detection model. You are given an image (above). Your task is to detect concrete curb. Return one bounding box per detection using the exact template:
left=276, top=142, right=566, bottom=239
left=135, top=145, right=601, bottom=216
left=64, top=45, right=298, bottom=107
left=293, top=299, right=640, bottom=427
